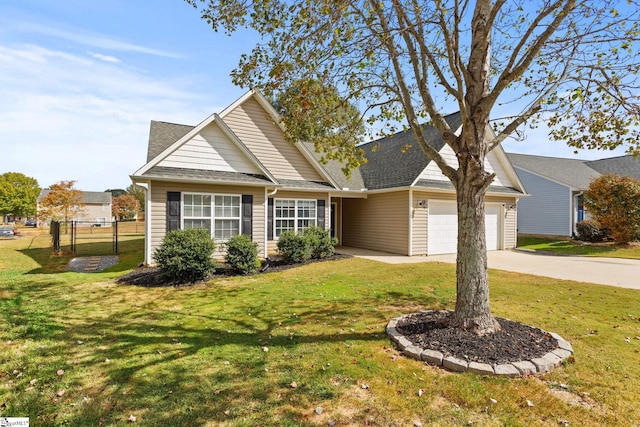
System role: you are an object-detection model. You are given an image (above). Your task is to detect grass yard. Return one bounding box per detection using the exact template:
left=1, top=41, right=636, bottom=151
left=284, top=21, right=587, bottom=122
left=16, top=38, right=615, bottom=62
left=517, top=236, right=640, bottom=259
left=1, top=235, right=639, bottom=426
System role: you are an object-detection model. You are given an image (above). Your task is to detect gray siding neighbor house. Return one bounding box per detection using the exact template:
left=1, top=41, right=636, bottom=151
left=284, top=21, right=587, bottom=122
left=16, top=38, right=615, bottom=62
left=507, top=153, right=640, bottom=237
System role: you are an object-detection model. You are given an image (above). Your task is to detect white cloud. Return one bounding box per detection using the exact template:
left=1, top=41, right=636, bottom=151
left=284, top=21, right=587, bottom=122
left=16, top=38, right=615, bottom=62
left=0, top=43, right=224, bottom=191
left=89, top=52, right=121, bottom=63
left=16, top=22, right=181, bottom=59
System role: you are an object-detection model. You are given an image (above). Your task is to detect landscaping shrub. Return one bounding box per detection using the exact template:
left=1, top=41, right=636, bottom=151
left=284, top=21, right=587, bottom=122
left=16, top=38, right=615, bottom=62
left=277, top=231, right=311, bottom=264
left=303, top=225, right=338, bottom=259
left=584, top=174, right=640, bottom=244
left=154, top=228, right=217, bottom=283
left=576, top=219, right=606, bottom=242
left=225, top=234, right=259, bottom=275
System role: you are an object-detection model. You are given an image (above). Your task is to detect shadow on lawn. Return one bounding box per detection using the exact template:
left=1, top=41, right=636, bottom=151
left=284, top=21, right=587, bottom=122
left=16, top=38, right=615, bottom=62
left=3, top=260, right=442, bottom=425
left=28, top=302, right=403, bottom=425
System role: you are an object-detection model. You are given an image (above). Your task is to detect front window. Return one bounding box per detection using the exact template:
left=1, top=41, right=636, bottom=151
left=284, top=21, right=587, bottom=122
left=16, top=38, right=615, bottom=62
left=275, top=199, right=317, bottom=237
left=183, top=193, right=240, bottom=241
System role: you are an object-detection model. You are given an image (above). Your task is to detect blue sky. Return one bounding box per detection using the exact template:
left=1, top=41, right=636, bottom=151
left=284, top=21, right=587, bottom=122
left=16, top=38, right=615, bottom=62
left=0, top=0, right=627, bottom=191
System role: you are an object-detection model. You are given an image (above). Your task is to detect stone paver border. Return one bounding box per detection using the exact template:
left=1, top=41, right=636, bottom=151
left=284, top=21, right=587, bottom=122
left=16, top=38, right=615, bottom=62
left=386, top=311, right=573, bottom=377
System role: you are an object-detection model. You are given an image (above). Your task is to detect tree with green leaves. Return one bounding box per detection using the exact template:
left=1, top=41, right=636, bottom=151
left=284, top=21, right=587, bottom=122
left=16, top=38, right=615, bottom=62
left=189, top=0, right=640, bottom=334
left=272, top=78, right=366, bottom=172
left=38, top=180, right=84, bottom=224
left=0, top=172, right=40, bottom=223
left=126, top=184, right=145, bottom=215
left=585, top=174, right=640, bottom=244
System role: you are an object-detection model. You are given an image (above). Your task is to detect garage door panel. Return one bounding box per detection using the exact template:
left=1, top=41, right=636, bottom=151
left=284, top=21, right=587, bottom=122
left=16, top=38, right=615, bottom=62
left=428, top=201, right=500, bottom=255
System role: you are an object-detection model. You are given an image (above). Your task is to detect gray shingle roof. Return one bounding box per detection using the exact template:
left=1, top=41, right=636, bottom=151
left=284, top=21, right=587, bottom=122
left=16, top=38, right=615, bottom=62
left=147, top=121, right=194, bottom=162
left=38, top=190, right=112, bottom=204
left=507, top=153, right=601, bottom=190
left=277, top=179, right=335, bottom=190
left=414, top=179, right=524, bottom=195
left=585, top=155, right=640, bottom=180
left=300, top=141, right=366, bottom=191
left=358, top=112, right=463, bottom=190
left=142, top=166, right=274, bottom=185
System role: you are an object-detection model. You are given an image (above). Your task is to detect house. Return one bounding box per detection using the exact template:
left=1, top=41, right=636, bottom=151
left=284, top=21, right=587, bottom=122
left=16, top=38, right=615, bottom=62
left=131, top=90, right=527, bottom=265
left=506, top=153, right=640, bottom=237
left=37, top=190, right=113, bottom=226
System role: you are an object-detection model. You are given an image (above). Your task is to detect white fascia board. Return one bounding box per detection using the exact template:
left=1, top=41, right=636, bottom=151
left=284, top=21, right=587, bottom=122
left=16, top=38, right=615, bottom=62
left=484, top=124, right=528, bottom=195
left=137, top=175, right=281, bottom=189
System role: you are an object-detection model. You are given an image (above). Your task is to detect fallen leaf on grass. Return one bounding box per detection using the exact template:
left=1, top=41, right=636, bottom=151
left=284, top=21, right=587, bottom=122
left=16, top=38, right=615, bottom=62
left=128, top=414, right=136, bottom=422
left=418, top=389, right=425, bottom=397
left=526, top=400, right=534, bottom=407
left=57, top=390, right=65, bottom=397
left=290, top=381, right=298, bottom=388
left=57, top=369, right=64, bottom=376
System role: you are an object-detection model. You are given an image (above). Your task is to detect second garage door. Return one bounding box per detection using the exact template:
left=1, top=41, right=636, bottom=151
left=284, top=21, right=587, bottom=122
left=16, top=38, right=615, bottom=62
left=427, top=201, right=501, bottom=255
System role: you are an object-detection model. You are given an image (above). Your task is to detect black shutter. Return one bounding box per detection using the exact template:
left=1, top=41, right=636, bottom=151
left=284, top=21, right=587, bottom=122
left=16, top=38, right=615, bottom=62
left=241, top=194, right=253, bottom=238
left=317, top=199, right=326, bottom=230
left=267, top=198, right=274, bottom=240
left=166, top=192, right=181, bottom=232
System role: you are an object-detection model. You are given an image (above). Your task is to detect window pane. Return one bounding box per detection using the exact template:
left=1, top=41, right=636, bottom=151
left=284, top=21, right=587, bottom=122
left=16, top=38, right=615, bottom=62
left=214, top=219, right=239, bottom=240
left=184, top=219, right=211, bottom=232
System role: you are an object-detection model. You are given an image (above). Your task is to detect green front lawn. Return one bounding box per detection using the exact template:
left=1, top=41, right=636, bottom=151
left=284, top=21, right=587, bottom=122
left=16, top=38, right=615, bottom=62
left=1, top=235, right=639, bottom=426
left=517, top=236, right=640, bottom=259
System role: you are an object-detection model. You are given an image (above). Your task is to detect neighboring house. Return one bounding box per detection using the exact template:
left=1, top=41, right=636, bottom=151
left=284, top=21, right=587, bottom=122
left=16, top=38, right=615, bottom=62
left=131, top=90, right=527, bottom=265
left=37, top=190, right=113, bottom=226
left=507, top=153, right=640, bottom=237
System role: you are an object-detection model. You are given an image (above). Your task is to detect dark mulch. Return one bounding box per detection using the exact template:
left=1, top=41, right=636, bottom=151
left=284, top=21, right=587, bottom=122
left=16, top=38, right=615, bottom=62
left=396, top=310, right=558, bottom=365
left=116, top=253, right=352, bottom=287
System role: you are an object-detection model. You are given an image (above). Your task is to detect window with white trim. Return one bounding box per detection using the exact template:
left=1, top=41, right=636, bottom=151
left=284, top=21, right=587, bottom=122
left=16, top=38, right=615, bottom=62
left=275, top=199, right=317, bottom=237
left=183, top=193, right=240, bottom=241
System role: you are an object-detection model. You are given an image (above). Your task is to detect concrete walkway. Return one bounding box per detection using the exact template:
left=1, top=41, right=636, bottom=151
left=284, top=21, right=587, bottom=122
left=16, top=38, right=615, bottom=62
left=337, top=247, right=640, bottom=290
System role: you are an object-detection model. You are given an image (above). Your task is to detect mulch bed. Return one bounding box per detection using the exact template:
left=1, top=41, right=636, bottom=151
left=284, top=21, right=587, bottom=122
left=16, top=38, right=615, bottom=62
left=395, top=310, right=558, bottom=365
left=116, top=253, right=352, bottom=287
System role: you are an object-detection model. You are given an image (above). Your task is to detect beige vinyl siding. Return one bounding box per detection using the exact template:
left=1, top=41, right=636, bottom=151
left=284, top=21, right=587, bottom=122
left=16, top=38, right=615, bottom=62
left=410, top=191, right=432, bottom=255
left=419, top=145, right=510, bottom=186
left=158, top=122, right=261, bottom=174
left=342, top=191, right=410, bottom=255
left=223, top=98, right=323, bottom=181
left=74, top=203, right=112, bottom=226
left=486, top=195, right=518, bottom=249
left=266, top=190, right=330, bottom=254
left=149, top=181, right=265, bottom=263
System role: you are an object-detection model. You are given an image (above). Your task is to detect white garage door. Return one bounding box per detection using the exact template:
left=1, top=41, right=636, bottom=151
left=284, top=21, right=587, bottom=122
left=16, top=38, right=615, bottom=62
left=428, top=201, right=501, bottom=255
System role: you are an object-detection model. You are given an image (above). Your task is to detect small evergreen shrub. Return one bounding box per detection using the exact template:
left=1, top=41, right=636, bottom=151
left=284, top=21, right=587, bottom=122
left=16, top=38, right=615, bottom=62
left=277, top=231, right=311, bottom=264
left=576, top=219, right=605, bottom=242
left=225, top=234, right=259, bottom=275
left=303, top=226, right=338, bottom=259
left=154, top=228, right=217, bottom=283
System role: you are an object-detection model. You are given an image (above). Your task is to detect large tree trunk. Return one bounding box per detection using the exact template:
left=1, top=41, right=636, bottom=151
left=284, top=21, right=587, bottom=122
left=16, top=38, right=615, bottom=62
left=447, top=176, right=501, bottom=335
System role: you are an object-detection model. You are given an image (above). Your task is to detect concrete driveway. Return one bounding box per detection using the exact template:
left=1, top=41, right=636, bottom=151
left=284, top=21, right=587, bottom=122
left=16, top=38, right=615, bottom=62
left=337, top=247, right=640, bottom=290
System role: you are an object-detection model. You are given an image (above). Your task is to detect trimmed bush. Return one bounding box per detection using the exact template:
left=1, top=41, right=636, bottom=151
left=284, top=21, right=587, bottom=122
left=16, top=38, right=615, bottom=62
left=585, top=174, right=640, bottom=244
left=575, top=219, right=606, bottom=242
left=154, top=228, right=217, bottom=283
left=277, top=231, right=311, bottom=264
left=225, top=234, right=259, bottom=275
left=303, top=225, right=338, bottom=259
